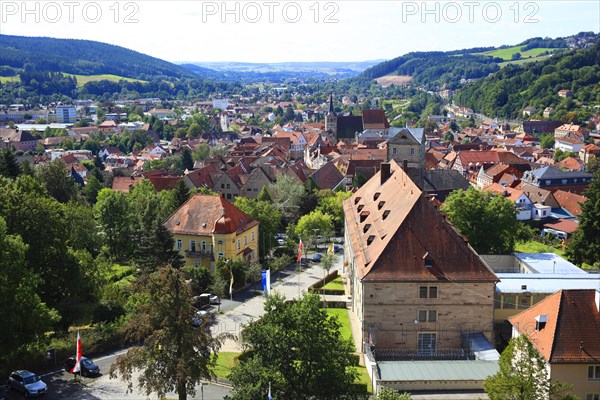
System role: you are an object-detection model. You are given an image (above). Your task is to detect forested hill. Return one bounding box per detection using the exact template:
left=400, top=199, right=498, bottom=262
left=0, top=35, right=198, bottom=80
left=456, top=40, right=600, bottom=120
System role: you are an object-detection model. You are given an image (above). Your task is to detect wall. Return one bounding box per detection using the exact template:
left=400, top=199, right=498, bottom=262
left=377, top=379, right=486, bottom=392
left=551, top=363, right=600, bottom=400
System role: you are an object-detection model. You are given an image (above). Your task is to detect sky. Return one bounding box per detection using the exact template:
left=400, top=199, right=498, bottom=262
left=1, top=0, right=599, bottom=63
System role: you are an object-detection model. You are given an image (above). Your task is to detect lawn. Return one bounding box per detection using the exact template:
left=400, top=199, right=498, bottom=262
left=64, top=73, right=146, bottom=86
left=323, top=276, right=344, bottom=291
left=353, top=365, right=372, bottom=393
left=0, top=75, right=19, bottom=83
left=326, top=308, right=353, bottom=346
left=214, top=352, right=240, bottom=380
left=477, top=46, right=559, bottom=61
left=514, top=240, right=566, bottom=257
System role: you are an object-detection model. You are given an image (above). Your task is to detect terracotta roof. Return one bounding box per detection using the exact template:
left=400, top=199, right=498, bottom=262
left=309, top=161, right=344, bottom=190
left=581, top=143, right=600, bottom=151
left=361, top=109, right=389, bottom=129
left=553, top=190, right=587, bottom=216
left=543, top=219, right=579, bottom=234
left=112, top=176, right=141, bottom=192
left=558, top=157, right=585, bottom=171
left=164, top=193, right=258, bottom=236
left=555, top=136, right=584, bottom=145
left=483, top=183, right=526, bottom=204
left=60, top=153, right=79, bottom=164
left=147, top=175, right=181, bottom=191
left=510, top=289, right=600, bottom=363
left=185, top=165, right=216, bottom=188
left=343, top=160, right=498, bottom=283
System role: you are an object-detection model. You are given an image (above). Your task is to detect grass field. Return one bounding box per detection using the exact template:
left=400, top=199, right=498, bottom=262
left=323, top=276, right=344, bottom=291
left=514, top=240, right=566, bottom=257
left=65, top=73, right=146, bottom=86
left=326, top=308, right=353, bottom=345
left=0, top=75, right=19, bottom=83
left=478, top=46, right=559, bottom=61
left=214, top=352, right=239, bottom=380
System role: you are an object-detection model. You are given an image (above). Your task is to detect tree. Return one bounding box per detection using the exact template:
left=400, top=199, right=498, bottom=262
left=234, top=197, right=282, bottom=259
left=268, top=175, right=305, bottom=219
left=320, top=251, right=339, bottom=278
left=173, top=179, right=191, bottom=208
left=84, top=174, right=104, bottom=204
left=316, top=190, right=352, bottom=232
left=256, top=186, right=272, bottom=202
left=0, top=216, right=59, bottom=365
left=539, top=134, right=555, bottom=149
left=94, top=188, right=132, bottom=260
left=192, top=143, right=210, bottom=162
left=110, top=264, right=228, bottom=400
left=229, top=293, right=358, bottom=400
left=0, top=148, right=21, bottom=178
left=34, top=158, right=77, bottom=203
left=133, top=220, right=184, bottom=273
left=295, top=210, right=334, bottom=253
left=181, top=147, right=194, bottom=171
left=441, top=188, right=518, bottom=254
left=484, top=335, right=571, bottom=400
left=567, top=170, right=600, bottom=266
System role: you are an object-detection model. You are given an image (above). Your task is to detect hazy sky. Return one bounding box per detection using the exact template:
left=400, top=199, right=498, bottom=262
left=1, top=1, right=599, bottom=62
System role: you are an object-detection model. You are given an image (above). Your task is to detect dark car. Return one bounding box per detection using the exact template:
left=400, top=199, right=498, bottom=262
left=65, top=357, right=100, bottom=376
left=7, top=370, right=47, bottom=397
left=309, top=253, right=322, bottom=263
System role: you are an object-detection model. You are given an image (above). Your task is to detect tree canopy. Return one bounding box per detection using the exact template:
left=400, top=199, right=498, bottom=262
left=441, top=188, right=518, bottom=254
left=229, top=293, right=358, bottom=400
left=567, top=170, right=600, bottom=266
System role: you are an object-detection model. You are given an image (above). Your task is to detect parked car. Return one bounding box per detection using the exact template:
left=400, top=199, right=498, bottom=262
left=192, top=309, right=213, bottom=327
left=309, top=253, right=322, bottom=263
left=65, top=356, right=100, bottom=376
left=199, top=293, right=220, bottom=305
left=7, top=370, right=47, bottom=397
left=333, top=244, right=343, bottom=253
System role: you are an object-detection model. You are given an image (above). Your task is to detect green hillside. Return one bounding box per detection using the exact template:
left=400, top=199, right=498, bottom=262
left=478, top=46, right=561, bottom=61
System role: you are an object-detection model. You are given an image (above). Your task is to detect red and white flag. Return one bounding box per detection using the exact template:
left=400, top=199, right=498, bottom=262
left=297, top=239, right=303, bottom=262
left=70, top=331, right=82, bottom=374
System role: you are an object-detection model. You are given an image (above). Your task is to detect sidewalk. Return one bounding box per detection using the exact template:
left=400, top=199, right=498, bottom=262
left=212, top=260, right=342, bottom=352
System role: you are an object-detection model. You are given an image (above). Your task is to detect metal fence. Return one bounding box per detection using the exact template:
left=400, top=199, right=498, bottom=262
left=373, top=347, right=474, bottom=361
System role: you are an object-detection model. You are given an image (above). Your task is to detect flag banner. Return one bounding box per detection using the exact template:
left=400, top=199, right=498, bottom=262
left=266, top=269, right=271, bottom=296
left=262, top=270, right=268, bottom=294
left=297, top=239, right=303, bottom=263
left=328, top=243, right=334, bottom=255
left=268, top=382, right=272, bottom=400
left=70, top=331, right=82, bottom=374
left=229, top=268, right=234, bottom=298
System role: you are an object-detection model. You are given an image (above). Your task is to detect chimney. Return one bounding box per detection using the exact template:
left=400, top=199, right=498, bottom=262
left=380, top=162, right=391, bottom=185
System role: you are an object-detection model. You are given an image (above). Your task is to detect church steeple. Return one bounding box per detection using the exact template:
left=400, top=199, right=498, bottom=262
left=329, top=93, right=334, bottom=113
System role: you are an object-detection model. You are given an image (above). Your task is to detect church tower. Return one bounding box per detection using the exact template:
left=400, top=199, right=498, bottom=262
left=325, top=94, right=337, bottom=139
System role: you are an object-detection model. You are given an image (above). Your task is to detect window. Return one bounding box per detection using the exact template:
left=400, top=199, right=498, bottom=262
left=237, top=239, right=241, bottom=250
left=586, top=395, right=600, bottom=400
left=217, top=252, right=224, bottom=259
left=251, top=231, right=255, bottom=241
left=503, top=293, right=516, bottom=309
left=589, top=366, right=600, bottom=380
left=419, top=286, right=438, bottom=299
left=190, top=240, right=196, bottom=252
left=418, top=310, right=437, bottom=322
left=221, top=184, right=225, bottom=189
left=392, top=148, right=397, bottom=155
left=176, top=239, right=182, bottom=250
left=410, top=148, right=415, bottom=155
left=226, top=184, right=231, bottom=189
left=201, top=241, right=206, bottom=251
left=418, top=333, right=436, bottom=354
left=217, top=240, right=224, bottom=245
left=226, top=193, right=232, bottom=199
left=244, top=236, right=247, bottom=246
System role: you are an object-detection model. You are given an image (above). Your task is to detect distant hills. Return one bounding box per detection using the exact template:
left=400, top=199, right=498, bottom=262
left=0, top=34, right=199, bottom=80
left=359, top=32, right=599, bottom=91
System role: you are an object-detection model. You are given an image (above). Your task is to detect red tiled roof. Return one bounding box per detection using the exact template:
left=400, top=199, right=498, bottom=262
left=510, top=289, right=600, bottom=363
left=186, top=165, right=216, bottom=188
left=543, top=219, right=579, bottom=234
left=164, top=193, right=258, bottom=236
left=309, top=161, right=344, bottom=190
left=147, top=175, right=181, bottom=191
left=553, top=190, right=587, bottom=217
left=361, top=109, right=390, bottom=129
left=112, top=176, right=141, bottom=192
left=343, top=160, right=498, bottom=283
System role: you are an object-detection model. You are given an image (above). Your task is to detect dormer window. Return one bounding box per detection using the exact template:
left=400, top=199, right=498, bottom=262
left=367, top=235, right=375, bottom=246
left=363, top=224, right=371, bottom=233
left=354, top=197, right=361, bottom=205
left=357, top=204, right=364, bottom=213
left=535, top=314, right=547, bottom=331
left=382, top=210, right=390, bottom=220
left=360, top=211, right=370, bottom=223
left=378, top=201, right=385, bottom=210
left=373, top=192, right=381, bottom=201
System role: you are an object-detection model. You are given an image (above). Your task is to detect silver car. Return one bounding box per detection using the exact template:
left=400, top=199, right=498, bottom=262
left=8, top=370, right=47, bottom=397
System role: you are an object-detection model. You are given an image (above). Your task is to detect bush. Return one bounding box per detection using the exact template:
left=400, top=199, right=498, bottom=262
left=184, top=265, right=213, bottom=295
left=93, top=301, right=125, bottom=323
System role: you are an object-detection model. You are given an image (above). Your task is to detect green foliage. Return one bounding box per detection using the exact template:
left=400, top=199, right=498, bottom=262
left=257, top=186, right=272, bottom=202
left=34, top=158, right=78, bottom=203
left=567, top=170, right=600, bottom=265
left=84, top=174, right=104, bottom=204
left=229, top=293, right=358, bottom=400
left=94, top=188, right=133, bottom=261
left=234, top=197, right=282, bottom=259
left=268, top=174, right=306, bottom=219
left=540, top=134, right=555, bottom=149
left=377, top=388, right=412, bottom=400
left=316, top=190, right=352, bottom=232
left=484, top=335, right=572, bottom=400
left=441, top=188, right=518, bottom=254
left=192, top=143, right=210, bottom=162
left=184, top=266, right=213, bottom=295
left=0, top=147, right=21, bottom=178
left=295, top=210, right=334, bottom=251
left=181, top=147, right=194, bottom=170
left=110, top=264, right=228, bottom=400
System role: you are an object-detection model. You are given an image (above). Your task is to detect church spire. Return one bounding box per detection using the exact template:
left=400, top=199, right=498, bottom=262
left=329, top=93, right=334, bottom=113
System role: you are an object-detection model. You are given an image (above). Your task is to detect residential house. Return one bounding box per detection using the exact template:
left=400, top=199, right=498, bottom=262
left=484, top=183, right=533, bottom=220
left=558, top=89, right=572, bottom=97
left=553, top=190, right=587, bottom=218
left=386, top=128, right=426, bottom=172
left=211, top=169, right=241, bottom=200
left=240, top=166, right=274, bottom=199
left=558, top=157, right=586, bottom=172
left=147, top=108, right=175, bottom=119
left=521, top=166, right=593, bottom=195
left=55, top=106, right=77, bottom=123
left=555, top=124, right=587, bottom=140
left=555, top=136, right=585, bottom=153
left=522, top=106, right=537, bottom=117
left=307, top=161, right=345, bottom=191
left=164, top=193, right=259, bottom=269
left=579, top=143, right=600, bottom=164
left=343, top=160, right=498, bottom=354
left=543, top=107, right=554, bottom=118
left=509, top=289, right=600, bottom=400
left=0, top=128, right=38, bottom=152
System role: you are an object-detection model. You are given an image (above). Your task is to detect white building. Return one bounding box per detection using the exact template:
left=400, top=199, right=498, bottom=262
left=55, top=106, right=77, bottom=123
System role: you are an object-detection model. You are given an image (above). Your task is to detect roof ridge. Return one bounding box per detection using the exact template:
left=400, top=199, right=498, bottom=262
left=548, top=290, right=563, bottom=362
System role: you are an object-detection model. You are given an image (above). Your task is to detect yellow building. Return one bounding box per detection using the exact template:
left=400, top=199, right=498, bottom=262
left=164, top=193, right=259, bottom=269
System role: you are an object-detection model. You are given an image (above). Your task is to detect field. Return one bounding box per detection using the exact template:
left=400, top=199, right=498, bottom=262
left=477, top=46, right=560, bottom=61
left=65, top=73, right=146, bottom=86
left=0, top=75, right=19, bottom=83
left=514, top=240, right=566, bottom=257
left=375, top=75, right=412, bottom=87
left=323, top=276, right=344, bottom=291
left=326, top=308, right=353, bottom=344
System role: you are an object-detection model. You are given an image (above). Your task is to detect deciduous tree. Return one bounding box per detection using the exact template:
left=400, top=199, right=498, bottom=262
left=567, top=170, right=600, bottom=266
left=234, top=197, right=282, bottom=259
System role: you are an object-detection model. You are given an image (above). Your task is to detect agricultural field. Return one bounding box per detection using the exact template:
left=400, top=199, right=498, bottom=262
left=375, top=75, right=412, bottom=87
left=65, top=73, right=146, bottom=86
left=477, top=46, right=560, bottom=61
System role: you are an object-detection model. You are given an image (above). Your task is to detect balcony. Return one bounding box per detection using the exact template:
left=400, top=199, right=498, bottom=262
left=185, top=249, right=214, bottom=260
